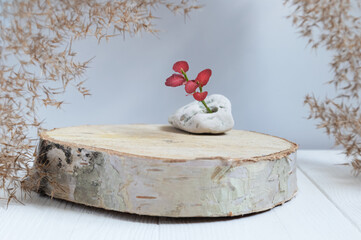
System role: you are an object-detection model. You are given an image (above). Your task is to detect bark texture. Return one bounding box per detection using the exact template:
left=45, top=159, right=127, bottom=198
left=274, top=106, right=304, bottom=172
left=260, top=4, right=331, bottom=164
left=30, top=124, right=298, bottom=217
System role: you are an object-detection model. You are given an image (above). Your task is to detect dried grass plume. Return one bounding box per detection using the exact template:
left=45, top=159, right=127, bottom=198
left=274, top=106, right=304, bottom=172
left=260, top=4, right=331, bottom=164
left=0, top=0, right=200, bottom=203
left=285, top=0, right=361, bottom=173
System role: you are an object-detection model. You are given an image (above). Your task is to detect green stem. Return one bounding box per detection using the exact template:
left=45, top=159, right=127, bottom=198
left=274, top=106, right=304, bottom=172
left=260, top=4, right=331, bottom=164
left=181, top=69, right=189, bottom=82
left=199, top=86, right=212, bottom=113
left=201, top=100, right=212, bottom=113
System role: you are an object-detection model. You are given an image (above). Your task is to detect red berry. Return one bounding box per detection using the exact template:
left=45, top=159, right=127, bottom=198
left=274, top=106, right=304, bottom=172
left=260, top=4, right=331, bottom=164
left=195, top=69, right=212, bottom=86
left=165, top=74, right=185, bottom=87
left=173, top=61, right=189, bottom=73
left=193, top=91, right=208, bottom=101
left=185, top=81, right=198, bottom=94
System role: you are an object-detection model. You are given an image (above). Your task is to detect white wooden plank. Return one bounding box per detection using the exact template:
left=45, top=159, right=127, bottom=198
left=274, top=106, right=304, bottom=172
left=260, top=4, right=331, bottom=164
left=158, top=170, right=361, bottom=240
left=0, top=194, right=159, bottom=240
left=298, top=150, right=361, bottom=231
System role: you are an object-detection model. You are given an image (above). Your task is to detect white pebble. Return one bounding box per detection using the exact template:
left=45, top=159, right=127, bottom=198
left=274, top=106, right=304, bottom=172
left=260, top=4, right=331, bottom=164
left=168, top=94, right=234, bottom=134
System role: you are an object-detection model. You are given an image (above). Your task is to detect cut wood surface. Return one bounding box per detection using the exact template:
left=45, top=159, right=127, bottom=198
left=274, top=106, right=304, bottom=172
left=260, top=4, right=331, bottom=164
left=40, top=124, right=297, bottom=161
left=32, top=124, right=298, bottom=217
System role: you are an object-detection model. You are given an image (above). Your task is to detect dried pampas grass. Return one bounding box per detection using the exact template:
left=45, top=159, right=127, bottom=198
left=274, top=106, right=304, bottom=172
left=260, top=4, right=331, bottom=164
left=285, top=0, right=361, bottom=174
left=0, top=0, right=200, bottom=203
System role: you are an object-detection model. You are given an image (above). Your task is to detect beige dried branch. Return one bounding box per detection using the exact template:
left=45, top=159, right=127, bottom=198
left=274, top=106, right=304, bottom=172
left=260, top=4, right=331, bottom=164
left=0, top=0, right=200, bottom=203
left=285, top=0, right=361, bottom=174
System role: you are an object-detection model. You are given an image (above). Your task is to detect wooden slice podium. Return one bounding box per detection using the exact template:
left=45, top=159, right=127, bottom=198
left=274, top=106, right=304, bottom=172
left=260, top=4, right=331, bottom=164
left=32, top=124, right=298, bottom=217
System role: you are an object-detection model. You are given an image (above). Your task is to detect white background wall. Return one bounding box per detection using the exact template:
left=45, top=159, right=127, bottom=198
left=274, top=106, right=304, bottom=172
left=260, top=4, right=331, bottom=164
left=39, top=0, right=336, bottom=149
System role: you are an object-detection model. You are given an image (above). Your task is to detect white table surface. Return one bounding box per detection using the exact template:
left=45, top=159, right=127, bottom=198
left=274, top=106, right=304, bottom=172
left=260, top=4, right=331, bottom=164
left=1, top=150, right=361, bottom=240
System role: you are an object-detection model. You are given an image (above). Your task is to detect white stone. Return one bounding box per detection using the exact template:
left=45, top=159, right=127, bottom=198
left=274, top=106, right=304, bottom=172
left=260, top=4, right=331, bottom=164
left=168, top=94, right=235, bottom=134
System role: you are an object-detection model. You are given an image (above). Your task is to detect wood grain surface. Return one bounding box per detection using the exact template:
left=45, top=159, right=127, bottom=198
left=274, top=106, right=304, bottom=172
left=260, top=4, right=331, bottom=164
left=41, top=124, right=297, bottom=161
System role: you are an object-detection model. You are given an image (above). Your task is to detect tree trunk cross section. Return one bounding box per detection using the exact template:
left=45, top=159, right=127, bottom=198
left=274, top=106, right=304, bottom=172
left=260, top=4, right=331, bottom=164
left=32, top=124, right=298, bottom=217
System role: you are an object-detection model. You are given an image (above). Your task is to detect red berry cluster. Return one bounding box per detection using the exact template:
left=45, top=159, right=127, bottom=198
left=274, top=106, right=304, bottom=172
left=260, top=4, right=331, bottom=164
left=165, top=61, right=212, bottom=102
